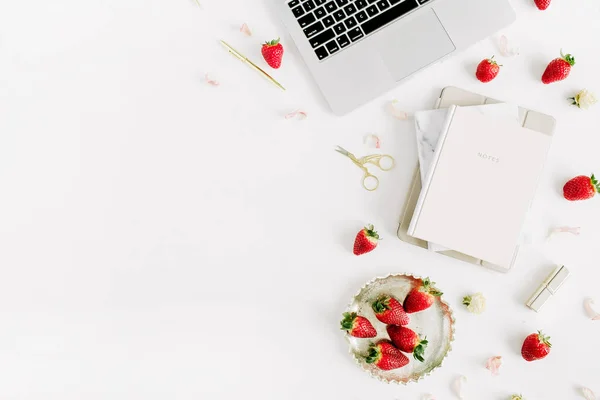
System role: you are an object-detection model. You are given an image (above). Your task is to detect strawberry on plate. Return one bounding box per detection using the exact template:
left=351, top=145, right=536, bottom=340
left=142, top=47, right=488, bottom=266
left=403, top=278, right=443, bottom=313
left=521, top=331, right=551, bottom=361
left=353, top=224, right=380, bottom=256
left=261, top=38, right=284, bottom=69
left=365, top=340, right=409, bottom=370
left=476, top=56, right=501, bottom=83
left=387, top=325, right=428, bottom=362
left=542, top=51, right=575, bottom=84
left=372, top=295, right=410, bottom=326
left=563, top=174, right=600, bottom=201
left=340, top=312, right=377, bottom=338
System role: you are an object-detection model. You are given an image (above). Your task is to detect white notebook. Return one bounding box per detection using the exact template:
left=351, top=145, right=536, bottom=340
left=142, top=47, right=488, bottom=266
left=408, top=105, right=552, bottom=269
left=414, top=103, right=520, bottom=253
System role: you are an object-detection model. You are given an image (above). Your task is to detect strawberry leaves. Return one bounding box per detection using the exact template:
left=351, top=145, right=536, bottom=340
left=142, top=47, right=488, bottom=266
left=264, top=38, right=281, bottom=47
left=340, top=312, right=357, bottom=331
left=363, top=224, right=380, bottom=240
left=537, top=330, right=552, bottom=348
left=422, top=278, right=443, bottom=296
left=365, top=343, right=381, bottom=364
left=591, top=174, right=600, bottom=193
left=372, top=296, right=391, bottom=314
left=560, top=50, right=576, bottom=66
left=413, top=338, right=428, bottom=362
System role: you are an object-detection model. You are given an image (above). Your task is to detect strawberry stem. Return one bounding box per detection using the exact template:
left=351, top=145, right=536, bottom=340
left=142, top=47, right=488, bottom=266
left=421, top=277, right=443, bottom=296
left=560, top=49, right=576, bottom=66
left=365, top=343, right=381, bottom=364
left=364, top=224, right=380, bottom=240
left=340, top=312, right=357, bottom=331
left=591, top=174, right=600, bottom=193
left=537, top=330, right=552, bottom=347
left=413, top=338, right=428, bottom=362
left=264, top=38, right=280, bottom=46
left=372, top=296, right=390, bottom=313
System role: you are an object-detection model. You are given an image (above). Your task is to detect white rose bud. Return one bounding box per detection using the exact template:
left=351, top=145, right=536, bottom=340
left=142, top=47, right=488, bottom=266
left=571, top=89, right=598, bottom=109
left=462, top=292, right=486, bottom=314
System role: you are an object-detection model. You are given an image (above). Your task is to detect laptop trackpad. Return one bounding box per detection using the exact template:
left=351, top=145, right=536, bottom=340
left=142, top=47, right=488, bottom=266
left=378, top=9, right=455, bottom=81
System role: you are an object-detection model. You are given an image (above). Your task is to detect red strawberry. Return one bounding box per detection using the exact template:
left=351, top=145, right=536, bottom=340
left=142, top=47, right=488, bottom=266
left=340, top=312, right=377, bottom=338
left=476, top=56, right=501, bottom=83
left=534, top=0, right=551, bottom=10
left=353, top=224, right=380, bottom=256
left=563, top=174, right=600, bottom=201
left=261, top=38, right=284, bottom=69
left=521, top=331, right=552, bottom=361
left=372, top=295, right=410, bottom=326
left=365, top=340, right=409, bottom=370
left=542, top=51, right=575, bottom=84
left=386, top=325, right=428, bottom=362
left=403, top=278, right=443, bottom=313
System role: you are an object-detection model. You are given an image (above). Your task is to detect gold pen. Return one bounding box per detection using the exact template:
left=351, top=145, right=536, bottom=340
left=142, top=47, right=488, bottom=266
left=219, top=40, right=286, bottom=91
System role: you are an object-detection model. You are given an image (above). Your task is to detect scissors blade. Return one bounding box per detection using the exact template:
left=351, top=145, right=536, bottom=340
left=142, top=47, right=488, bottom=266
left=335, top=145, right=351, bottom=157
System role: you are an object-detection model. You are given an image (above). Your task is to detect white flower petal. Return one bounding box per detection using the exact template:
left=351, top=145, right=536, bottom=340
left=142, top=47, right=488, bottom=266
left=464, top=292, right=486, bottom=314
left=453, top=375, right=467, bottom=399
left=240, top=23, right=252, bottom=36
left=205, top=73, right=220, bottom=86
left=582, top=387, right=596, bottom=400
left=548, top=226, right=581, bottom=239
left=498, top=35, right=520, bottom=57
left=284, top=110, right=308, bottom=120
left=388, top=100, right=409, bottom=120
left=485, top=356, right=502, bottom=376
left=584, top=298, right=600, bottom=320
left=574, top=89, right=598, bottom=110
left=364, top=134, right=381, bottom=149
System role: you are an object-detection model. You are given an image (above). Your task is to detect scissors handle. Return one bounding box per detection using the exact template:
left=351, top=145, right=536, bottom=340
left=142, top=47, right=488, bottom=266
left=364, top=154, right=395, bottom=171
left=362, top=172, right=380, bottom=191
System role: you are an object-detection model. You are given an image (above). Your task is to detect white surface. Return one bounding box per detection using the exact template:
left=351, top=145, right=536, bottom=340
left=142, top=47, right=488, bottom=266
left=1, top=0, right=600, bottom=398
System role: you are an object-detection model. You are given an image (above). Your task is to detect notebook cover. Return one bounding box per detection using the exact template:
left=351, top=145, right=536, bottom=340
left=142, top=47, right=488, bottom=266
left=408, top=105, right=552, bottom=268
left=397, top=86, right=556, bottom=272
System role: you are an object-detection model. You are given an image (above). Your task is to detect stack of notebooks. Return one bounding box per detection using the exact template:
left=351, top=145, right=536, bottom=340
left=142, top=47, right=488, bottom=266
left=398, top=87, right=556, bottom=272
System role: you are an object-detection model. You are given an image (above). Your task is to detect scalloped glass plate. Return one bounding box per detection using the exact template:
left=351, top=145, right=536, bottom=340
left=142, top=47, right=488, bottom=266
left=344, top=273, right=455, bottom=384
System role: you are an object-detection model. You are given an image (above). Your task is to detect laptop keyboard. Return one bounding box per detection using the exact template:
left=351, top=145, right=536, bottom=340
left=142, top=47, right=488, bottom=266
left=288, top=0, right=430, bottom=61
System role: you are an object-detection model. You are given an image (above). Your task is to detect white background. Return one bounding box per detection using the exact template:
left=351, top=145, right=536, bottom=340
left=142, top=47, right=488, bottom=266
left=1, top=0, right=600, bottom=398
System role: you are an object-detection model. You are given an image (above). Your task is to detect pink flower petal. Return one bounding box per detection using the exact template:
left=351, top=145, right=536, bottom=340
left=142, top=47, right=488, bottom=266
left=422, top=395, right=436, bottom=400
left=498, top=35, right=519, bottom=57
left=582, top=387, right=596, bottom=400
left=205, top=73, right=220, bottom=86
left=388, top=100, right=409, bottom=120
left=453, top=375, right=467, bottom=399
left=240, top=23, right=252, bottom=36
left=584, top=298, right=600, bottom=321
left=364, top=134, right=381, bottom=149
left=548, top=226, right=581, bottom=239
left=285, top=110, right=308, bottom=120
left=485, top=356, right=502, bottom=376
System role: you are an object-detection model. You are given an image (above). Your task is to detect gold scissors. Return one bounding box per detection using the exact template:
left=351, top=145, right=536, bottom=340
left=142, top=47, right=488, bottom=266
left=335, top=146, right=395, bottom=191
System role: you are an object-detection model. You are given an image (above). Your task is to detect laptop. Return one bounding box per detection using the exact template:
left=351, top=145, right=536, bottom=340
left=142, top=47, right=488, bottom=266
left=276, top=0, right=516, bottom=115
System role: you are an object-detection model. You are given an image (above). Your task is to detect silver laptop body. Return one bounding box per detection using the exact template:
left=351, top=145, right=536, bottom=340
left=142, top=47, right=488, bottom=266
left=276, top=0, right=516, bottom=115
